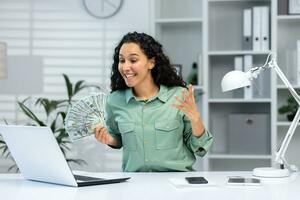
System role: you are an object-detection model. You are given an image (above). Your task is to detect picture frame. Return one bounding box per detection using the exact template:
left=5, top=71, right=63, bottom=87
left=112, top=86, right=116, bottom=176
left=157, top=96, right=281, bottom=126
left=288, top=0, right=300, bottom=14
left=172, top=64, right=182, bottom=77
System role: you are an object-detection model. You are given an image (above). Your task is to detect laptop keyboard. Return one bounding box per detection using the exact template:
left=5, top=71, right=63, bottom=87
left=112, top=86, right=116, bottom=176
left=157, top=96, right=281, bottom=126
left=74, top=174, right=104, bottom=181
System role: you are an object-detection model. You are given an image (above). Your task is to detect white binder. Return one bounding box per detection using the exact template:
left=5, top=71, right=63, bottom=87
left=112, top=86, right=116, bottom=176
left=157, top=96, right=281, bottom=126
left=234, top=56, right=244, bottom=98
left=243, top=9, right=252, bottom=50
left=244, top=55, right=253, bottom=99
left=260, top=6, right=269, bottom=51
left=234, top=56, right=243, bottom=71
left=197, top=53, right=202, bottom=85
left=252, top=7, right=261, bottom=51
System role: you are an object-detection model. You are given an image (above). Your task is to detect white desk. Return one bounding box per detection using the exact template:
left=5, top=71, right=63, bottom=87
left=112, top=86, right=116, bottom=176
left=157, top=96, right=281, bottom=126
left=0, top=171, right=299, bottom=200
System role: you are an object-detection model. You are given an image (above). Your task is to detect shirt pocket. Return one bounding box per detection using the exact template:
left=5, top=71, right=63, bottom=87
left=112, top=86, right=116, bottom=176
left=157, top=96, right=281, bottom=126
left=118, top=122, right=137, bottom=151
left=154, top=120, right=180, bottom=150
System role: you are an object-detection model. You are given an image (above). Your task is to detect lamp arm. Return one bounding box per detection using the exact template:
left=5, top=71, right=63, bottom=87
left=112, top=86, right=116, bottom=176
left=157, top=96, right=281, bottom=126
left=270, top=58, right=300, bottom=170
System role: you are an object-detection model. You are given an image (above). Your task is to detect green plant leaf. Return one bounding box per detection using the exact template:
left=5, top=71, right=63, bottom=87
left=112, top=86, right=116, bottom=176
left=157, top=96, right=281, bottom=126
left=35, top=98, right=67, bottom=117
left=74, top=80, right=86, bottom=95
left=18, top=101, right=46, bottom=126
left=63, top=73, right=73, bottom=102
left=278, top=96, right=299, bottom=115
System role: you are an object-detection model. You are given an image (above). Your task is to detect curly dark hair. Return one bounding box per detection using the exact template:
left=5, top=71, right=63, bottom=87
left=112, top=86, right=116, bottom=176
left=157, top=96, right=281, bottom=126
left=110, top=32, right=186, bottom=91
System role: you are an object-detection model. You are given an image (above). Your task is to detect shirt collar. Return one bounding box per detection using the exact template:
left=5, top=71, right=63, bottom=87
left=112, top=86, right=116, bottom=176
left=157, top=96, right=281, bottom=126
left=125, top=85, right=169, bottom=104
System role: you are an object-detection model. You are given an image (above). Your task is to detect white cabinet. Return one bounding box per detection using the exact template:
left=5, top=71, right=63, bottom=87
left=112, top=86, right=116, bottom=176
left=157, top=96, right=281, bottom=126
left=152, top=0, right=300, bottom=171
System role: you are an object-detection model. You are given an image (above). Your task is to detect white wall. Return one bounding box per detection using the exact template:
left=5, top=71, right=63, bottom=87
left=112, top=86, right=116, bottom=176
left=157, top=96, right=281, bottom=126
left=0, top=0, right=151, bottom=173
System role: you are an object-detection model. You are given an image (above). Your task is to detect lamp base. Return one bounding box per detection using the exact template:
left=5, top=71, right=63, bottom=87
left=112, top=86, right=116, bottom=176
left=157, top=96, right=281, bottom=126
left=253, top=167, right=290, bottom=178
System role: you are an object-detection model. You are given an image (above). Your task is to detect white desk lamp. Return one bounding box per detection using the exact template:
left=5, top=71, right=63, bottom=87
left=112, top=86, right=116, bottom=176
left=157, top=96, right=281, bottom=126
left=221, top=52, right=299, bottom=178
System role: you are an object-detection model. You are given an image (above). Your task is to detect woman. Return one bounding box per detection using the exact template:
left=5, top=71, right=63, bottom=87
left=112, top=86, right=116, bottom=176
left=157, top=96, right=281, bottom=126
left=94, top=32, right=213, bottom=172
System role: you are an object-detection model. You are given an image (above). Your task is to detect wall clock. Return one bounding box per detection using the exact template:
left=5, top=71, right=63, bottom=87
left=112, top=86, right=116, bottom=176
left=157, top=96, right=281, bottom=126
left=83, top=0, right=124, bottom=19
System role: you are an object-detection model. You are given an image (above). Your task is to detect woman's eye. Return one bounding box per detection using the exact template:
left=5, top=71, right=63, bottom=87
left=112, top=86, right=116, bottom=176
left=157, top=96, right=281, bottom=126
left=119, top=59, right=125, bottom=63
left=130, top=59, right=137, bottom=63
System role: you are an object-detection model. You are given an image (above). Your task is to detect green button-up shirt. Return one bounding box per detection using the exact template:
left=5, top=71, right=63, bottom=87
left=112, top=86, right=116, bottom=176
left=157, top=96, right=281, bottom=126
left=105, top=85, right=213, bottom=172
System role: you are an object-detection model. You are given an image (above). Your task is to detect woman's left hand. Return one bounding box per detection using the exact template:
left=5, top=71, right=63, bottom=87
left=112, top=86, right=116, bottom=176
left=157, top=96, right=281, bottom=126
left=172, top=84, right=201, bottom=122
left=172, top=84, right=205, bottom=137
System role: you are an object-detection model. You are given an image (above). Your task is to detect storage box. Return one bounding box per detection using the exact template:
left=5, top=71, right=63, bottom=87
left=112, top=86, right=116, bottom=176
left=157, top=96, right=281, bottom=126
left=228, top=114, right=270, bottom=154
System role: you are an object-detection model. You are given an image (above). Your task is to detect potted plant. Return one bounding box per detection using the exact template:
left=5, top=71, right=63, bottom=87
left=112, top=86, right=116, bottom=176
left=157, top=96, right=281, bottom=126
left=278, top=96, right=298, bottom=122
left=0, top=74, right=101, bottom=172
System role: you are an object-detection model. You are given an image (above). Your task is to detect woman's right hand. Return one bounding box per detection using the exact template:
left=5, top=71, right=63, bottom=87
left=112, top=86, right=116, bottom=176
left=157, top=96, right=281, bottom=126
left=94, top=124, right=118, bottom=146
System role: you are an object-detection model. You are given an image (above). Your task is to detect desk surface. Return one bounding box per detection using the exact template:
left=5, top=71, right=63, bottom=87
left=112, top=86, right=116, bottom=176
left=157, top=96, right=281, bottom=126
left=0, top=171, right=299, bottom=200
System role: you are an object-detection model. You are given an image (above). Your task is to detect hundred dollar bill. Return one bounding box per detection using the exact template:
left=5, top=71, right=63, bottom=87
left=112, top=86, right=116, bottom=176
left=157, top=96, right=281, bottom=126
left=64, top=92, right=107, bottom=141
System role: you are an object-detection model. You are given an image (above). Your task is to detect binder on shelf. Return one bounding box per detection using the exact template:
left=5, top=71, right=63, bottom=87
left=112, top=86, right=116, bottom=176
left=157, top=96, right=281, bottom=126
left=244, top=55, right=253, bottom=99
left=252, top=7, right=261, bottom=51
left=297, top=41, right=300, bottom=85
left=234, top=56, right=243, bottom=71
left=197, top=53, right=203, bottom=85
left=260, top=6, right=270, bottom=51
left=242, top=9, right=252, bottom=50
left=233, top=56, right=244, bottom=98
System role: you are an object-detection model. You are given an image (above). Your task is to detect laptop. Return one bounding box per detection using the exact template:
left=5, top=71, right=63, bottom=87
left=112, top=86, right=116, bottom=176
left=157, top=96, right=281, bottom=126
left=0, top=125, right=130, bottom=187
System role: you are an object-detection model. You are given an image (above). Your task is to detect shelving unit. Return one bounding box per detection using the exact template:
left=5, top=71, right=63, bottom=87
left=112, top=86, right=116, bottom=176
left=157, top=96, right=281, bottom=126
left=152, top=0, right=300, bottom=171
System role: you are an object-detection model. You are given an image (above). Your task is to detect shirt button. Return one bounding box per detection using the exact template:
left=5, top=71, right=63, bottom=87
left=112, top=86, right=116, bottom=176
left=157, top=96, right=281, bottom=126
left=144, top=140, right=148, bottom=144
left=145, top=159, right=149, bottom=162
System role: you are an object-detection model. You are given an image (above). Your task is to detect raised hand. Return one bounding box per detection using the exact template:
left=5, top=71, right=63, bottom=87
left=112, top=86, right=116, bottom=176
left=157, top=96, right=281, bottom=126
left=172, top=84, right=205, bottom=137
left=172, top=84, right=201, bottom=122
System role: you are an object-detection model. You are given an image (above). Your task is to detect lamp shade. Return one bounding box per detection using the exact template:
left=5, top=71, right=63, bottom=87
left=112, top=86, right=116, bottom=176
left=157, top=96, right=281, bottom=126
left=221, top=70, right=251, bottom=92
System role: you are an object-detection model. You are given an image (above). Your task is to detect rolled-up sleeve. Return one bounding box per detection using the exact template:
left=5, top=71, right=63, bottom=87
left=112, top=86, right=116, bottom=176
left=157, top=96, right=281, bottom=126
left=183, top=115, right=213, bottom=157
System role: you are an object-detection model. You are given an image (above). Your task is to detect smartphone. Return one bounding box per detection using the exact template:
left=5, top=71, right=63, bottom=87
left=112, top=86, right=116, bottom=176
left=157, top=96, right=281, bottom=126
left=185, top=176, right=208, bottom=184
left=227, top=177, right=261, bottom=186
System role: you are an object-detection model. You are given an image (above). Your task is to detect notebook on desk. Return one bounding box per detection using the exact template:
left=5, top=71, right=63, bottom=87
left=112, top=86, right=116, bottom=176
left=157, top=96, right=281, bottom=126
left=0, top=125, right=130, bottom=187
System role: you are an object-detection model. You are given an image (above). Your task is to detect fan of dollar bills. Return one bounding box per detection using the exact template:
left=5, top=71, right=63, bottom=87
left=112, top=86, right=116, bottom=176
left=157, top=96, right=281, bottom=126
left=64, top=92, right=107, bottom=141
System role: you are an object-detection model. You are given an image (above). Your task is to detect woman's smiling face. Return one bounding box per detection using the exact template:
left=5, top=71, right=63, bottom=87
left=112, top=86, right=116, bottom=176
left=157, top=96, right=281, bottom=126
left=118, top=42, right=155, bottom=88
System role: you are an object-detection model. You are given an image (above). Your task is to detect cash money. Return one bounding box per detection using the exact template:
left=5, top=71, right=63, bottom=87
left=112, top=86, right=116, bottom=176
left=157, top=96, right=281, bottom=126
left=65, top=92, right=107, bottom=141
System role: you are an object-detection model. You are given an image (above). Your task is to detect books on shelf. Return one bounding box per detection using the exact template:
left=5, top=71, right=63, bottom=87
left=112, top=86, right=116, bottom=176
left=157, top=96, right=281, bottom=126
left=243, top=6, right=269, bottom=51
